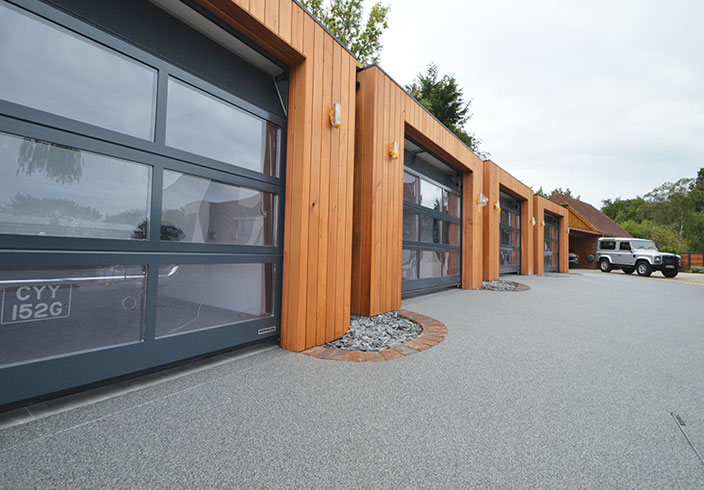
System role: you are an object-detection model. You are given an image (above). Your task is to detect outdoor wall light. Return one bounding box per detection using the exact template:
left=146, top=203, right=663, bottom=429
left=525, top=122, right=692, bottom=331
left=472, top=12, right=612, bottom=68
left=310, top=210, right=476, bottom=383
left=541, top=219, right=546, bottom=226
left=476, top=193, right=488, bottom=207
left=531, top=217, right=536, bottom=226
left=329, top=103, right=341, bottom=128
left=494, top=200, right=501, bottom=211
left=388, top=141, right=399, bottom=160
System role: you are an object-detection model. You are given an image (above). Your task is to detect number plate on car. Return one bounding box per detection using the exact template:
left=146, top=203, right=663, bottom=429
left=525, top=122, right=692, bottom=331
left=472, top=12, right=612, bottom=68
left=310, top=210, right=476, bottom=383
left=665, top=265, right=675, bottom=269
left=1, top=284, right=72, bottom=324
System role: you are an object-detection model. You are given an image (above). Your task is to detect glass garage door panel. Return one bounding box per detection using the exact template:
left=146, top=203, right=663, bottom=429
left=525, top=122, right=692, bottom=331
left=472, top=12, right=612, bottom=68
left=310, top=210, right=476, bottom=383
left=499, top=194, right=521, bottom=274
left=155, top=263, right=273, bottom=338
left=166, top=78, right=279, bottom=176
left=0, top=1, right=157, bottom=139
left=0, top=265, right=146, bottom=367
left=0, top=132, right=152, bottom=240
left=161, top=170, right=277, bottom=246
left=402, top=165, right=462, bottom=294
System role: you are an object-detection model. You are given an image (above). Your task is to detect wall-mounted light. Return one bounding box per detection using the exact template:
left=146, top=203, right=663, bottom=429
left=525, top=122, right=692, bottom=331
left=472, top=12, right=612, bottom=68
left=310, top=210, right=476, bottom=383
left=494, top=200, right=501, bottom=211
left=567, top=228, right=571, bottom=235
left=531, top=217, right=536, bottom=226
left=388, top=141, right=399, bottom=160
left=329, top=103, right=341, bottom=128
left=541, top=219, right=545, bottom=226
left=476, top=193, right=488, bottom=207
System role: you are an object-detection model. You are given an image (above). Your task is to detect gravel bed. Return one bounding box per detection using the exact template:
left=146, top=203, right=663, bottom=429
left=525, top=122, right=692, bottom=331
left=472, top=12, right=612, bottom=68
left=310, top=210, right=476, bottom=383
left=324, top=312, right=422, bottom=351
left=481, top=280, right=520, bottom=291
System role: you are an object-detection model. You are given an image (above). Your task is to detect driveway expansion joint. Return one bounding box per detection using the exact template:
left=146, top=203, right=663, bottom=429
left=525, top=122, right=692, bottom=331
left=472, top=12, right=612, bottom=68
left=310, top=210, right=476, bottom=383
left=300, top=309, right=448, bottom=362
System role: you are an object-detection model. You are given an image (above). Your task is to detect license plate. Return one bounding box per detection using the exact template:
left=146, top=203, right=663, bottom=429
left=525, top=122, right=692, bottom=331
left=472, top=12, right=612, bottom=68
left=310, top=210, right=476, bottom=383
left=1, top=284, right=72, bottom=325
left=665, top=265, right=675, bottom=269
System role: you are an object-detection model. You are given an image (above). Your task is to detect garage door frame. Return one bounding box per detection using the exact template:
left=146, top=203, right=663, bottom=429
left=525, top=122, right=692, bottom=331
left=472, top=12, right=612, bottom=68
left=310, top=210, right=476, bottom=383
left=499, top=191, right=522, bottom=274
left=402, top=139, right=462, bottom=296
left=0, top=0, right=286, bottom=406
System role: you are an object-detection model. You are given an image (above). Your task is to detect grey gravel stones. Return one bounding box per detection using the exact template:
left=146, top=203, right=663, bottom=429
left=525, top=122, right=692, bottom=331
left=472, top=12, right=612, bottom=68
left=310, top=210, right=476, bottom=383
left=324, top=312, right=421, bottom=351
left=481, top=280, right=519, bottom=291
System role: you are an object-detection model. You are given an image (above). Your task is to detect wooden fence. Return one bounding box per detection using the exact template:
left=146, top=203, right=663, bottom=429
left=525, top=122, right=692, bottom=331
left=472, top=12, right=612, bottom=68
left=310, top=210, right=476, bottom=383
left=680, top=253, right=704, bottom=268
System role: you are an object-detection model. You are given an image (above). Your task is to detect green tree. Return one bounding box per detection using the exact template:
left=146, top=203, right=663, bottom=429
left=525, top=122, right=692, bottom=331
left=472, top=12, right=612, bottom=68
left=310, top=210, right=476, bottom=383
left=644, top=178, right=695, bottom=239
left=406, top=63, right=488, bottom=159
left=300, top=0, right=390, bottom=65
left=601, top=197, right=646, bottom=223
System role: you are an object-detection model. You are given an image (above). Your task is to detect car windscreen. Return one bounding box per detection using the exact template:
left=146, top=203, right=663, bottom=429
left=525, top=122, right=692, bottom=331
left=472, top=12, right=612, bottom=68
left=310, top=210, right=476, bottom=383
left=632, top=239, right=657, bottom=250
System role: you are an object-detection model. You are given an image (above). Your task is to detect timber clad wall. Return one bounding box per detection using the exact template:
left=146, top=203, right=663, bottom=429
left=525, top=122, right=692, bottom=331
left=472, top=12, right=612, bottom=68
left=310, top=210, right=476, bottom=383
left=533, top=196, right=569, bottom=274
left=197, top=0, right=357, bottom=351
left=352, top=66, right=483, bottom=317
left=482, top=160, right=534, bottom=280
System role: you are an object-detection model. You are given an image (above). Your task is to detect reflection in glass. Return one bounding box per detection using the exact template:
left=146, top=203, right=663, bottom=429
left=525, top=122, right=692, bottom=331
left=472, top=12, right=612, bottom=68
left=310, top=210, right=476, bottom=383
left=166, top=78, right=279, bottom=176
left=402, top=250, right=418, bottom=280
left=500, top=228, right=510, bottom=246
left=512, top=212, right=521, bottom=229
left=444, top=191, right=461, bottom=217
left=443, top=252, right=460, bottom=276
left=511, top=231, right=521, bottom=247
left=0, top=265, right=146, bottom=366
left=0, top=132, right=151, bottom=239
left=419, top=250, right=442, bottom=278
left=419, top=215, right=440, bottom=243
left=443, top=222, right=460, bottom=246
left=403, top=172, right=418, bottom=203
left=155, top=263, right=273, bottom=337
left=0, top=2, right=156, bottom=139
left=500, top=249, right=512, bottom=266
left=403, top=211, right=418, bottom=241
left=161, top=171, right=276, bottom=246
left=420, top=179, right=442, bottom=210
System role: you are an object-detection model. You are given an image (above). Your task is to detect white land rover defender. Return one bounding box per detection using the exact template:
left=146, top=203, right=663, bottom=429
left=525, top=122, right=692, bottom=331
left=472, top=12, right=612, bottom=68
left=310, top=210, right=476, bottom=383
left=596, top=237, right=681, bottom=277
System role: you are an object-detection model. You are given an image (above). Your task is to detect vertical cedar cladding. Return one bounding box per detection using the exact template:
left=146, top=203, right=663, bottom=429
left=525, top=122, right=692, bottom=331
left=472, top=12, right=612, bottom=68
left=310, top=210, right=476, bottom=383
left=195, top=0, right=356, bottom=351
left=352, top=66, right=483, bottom=317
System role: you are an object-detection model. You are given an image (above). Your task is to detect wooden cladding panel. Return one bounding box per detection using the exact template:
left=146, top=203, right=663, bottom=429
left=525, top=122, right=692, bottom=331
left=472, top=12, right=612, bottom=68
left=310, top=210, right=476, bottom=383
left=482, top=160, right=534, bottom=280
left=197, top=1, right=357, bottom=351
left=351, top=68, right=406, bottom=316
left=352, top=66, right=483, bottom=316
left=462, top=171, right=483, bottom=289
left=567, top=208, right=598, bottom=232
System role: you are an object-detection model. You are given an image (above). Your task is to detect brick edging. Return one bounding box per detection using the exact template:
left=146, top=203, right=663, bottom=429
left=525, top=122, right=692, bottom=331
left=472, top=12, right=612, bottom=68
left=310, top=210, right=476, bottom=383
left=300, top=309, right=448, bottom=362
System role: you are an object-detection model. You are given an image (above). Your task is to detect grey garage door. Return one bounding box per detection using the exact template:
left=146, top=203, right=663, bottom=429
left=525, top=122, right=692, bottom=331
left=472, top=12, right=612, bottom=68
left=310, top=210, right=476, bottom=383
left=499, top=192, right=521, bottom=274
left=0, top=0, right=285, bottom=406
left=402, top=138, right=462, bottom=296
left=544, top=213, right=559, bottom=272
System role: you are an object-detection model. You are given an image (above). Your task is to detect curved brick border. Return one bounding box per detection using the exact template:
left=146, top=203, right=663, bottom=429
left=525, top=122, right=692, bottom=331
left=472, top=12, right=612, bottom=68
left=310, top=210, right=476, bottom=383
left=300, top=309, right=448, bottom=362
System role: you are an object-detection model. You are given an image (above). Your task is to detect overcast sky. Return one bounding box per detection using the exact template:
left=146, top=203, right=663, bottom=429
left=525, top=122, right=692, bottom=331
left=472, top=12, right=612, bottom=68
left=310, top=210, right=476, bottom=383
left=374, top=0, right=704, bottom=207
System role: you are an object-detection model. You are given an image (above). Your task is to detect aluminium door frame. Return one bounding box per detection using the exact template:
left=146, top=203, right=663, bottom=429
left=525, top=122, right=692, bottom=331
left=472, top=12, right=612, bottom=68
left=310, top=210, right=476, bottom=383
left=401, top=142, right=463, bottom=296
left=0, top=0, right=287, bottom=407
left=499, top=191, right=521, bottom=274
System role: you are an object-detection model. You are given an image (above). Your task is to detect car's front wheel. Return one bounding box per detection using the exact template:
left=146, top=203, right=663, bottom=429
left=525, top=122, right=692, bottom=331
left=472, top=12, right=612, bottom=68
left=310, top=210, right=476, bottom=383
left=662, top=269, right=678, bottom=278
left=599, top=258, right=612, bottom=273
left=636, top=261, right=652, bottom=277
left=622, top=266, right=635, bottom=274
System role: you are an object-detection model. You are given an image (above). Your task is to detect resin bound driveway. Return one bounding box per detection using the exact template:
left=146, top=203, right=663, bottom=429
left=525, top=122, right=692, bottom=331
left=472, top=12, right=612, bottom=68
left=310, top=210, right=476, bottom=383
left=1, top=271, right=703, bottom=488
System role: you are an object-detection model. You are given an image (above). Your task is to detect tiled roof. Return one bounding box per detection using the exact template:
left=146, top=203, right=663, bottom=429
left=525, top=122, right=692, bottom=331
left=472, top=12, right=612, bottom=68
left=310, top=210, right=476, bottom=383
left=549, top=194, right=632, bottom=237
